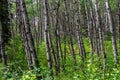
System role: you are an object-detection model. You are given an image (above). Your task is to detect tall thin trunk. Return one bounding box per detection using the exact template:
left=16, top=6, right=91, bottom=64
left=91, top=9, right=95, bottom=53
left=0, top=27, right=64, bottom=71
left=16, top=0, right=33, bottom=70
left=42, top=0, right=53, bottom=78
left=69, top=22, right=77, bottom=66
left=0, top=0, right=9, bottom=66
left=48, top=31, right=59, bottom=75
left=54, top=0, right=64, bottom=71
left=19, top=0, right=39, bottom=68
left=63, top=0, right=77, bottom=66
left=63, top=0, right=68, bottom=70
left=0, top=18, right=7, bottom=66
left=73, top=0, right=86, bottom=60
left=84, top=0, right=94, bottom=56
left=17, top=0, right=41, bottom=79
left=8, top=0, right=14, bottom=37
left=94, top=0, right=106, bottom=78
left=105, top=0, right=118, bottom=64
left=118, top=0, right=120, bottom=45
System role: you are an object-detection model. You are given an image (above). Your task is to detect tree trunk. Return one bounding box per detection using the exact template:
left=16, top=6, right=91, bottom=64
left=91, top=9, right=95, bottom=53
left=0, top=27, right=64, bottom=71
left=0, top=0, right=10, bottom=66
left=118, top=0, right=120, bottom=45
left=42, top=0, right=53, bottom=78
left=84, top=0, right=94, bottom=56
left=105, top=0, right=119, bottom=64
left=17, top=0, right=41, bottom=79
left=94, top=0, right=106, bottom=78
left=0, top=18, right=7, bottom=66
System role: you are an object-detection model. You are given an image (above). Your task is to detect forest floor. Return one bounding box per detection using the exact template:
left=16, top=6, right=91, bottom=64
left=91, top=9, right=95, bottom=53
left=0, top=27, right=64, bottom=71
left=0, top=36, right=120, bottom=80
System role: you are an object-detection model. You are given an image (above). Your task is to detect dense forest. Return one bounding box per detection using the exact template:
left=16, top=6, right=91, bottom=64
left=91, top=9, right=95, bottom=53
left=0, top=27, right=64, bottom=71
left=0, top=0, right=120, bottom=80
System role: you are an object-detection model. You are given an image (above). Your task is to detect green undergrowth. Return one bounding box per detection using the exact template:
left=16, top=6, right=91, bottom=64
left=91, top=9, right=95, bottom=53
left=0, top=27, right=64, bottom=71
left=0, top=36, right=120, bottom=80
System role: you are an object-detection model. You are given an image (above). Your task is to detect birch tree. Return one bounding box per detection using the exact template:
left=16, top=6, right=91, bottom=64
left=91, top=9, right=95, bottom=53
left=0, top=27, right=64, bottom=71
left=16, top=0, right=41, bottom=79
left=94, top=0, right=106, bottom=78
left=42, top=0, right=53, bottom=78
left=105, top=0, right=118, bottom=64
